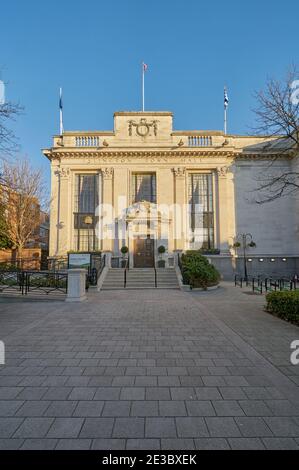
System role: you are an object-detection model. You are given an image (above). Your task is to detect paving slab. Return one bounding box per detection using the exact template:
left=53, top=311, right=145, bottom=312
left=0, top=282, right=299, bottom=449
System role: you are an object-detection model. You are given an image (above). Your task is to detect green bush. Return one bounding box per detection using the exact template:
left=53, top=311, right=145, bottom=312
left=0, top=262, right=21, bottom=271
left=181, top=251, right=220, bottom=289
left=120, top=246, right=128, bottom=255
left=158, top=245, right=166, bottom=254
left=266, top=291, right=299, bottom=325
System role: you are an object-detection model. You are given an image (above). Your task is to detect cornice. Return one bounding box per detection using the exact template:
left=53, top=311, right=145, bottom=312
left=43, top=149, right=293, bottom=161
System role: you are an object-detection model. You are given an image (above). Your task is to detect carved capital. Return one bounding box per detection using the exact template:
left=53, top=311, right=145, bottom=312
left=55, top=167, right=70, bottom=179
left=102, top=167, right=114, bottom=179
left=173, top=167, right=186, bottom=178
left=216, top=166, right=228, bottom=177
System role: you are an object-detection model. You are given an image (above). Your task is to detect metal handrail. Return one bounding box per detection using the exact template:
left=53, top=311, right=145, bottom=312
left=124, top=257, right=129, bottom=288
left=154, top=267, right=157, bottom=288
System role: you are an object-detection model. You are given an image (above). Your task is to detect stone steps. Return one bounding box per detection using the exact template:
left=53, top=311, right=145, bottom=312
left=101, top=268, right=179, bottom=290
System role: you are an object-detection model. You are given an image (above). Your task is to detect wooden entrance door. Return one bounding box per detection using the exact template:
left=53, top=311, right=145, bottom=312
left=133, top=235, right=154, bottom=268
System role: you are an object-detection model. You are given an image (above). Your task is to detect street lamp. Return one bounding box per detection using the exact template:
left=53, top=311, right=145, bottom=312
left=233, top=233, right=256, bottom=281
left=84, top=215, right=93, bottom=252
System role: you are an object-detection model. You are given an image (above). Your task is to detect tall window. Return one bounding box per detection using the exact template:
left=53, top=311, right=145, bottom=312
left=188, top=173, right=214, bottom=249
left=132, top=173, right=156, bottom=203
left=73, top=174, right=99, bottom=251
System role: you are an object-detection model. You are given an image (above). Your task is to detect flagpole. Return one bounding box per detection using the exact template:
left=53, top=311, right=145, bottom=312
left=142, top=63, right=145, bottom=112
left=59, top=87, right=64, bottom=135
left=224, top=86, right=228, bottom=135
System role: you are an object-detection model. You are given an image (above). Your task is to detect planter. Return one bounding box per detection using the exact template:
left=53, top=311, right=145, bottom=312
left=157, top=260, right=165, bottom=268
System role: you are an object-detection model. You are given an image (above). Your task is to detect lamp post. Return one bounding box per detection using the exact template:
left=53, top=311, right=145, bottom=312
left=84, top=215, right=93, bottom=252
left=233, top=233, right=256, bottom=281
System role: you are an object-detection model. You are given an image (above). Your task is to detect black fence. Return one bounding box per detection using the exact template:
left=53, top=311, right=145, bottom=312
left=0, top=270, right=68, bottom=296
left=234, top=274, right=298, bottom=294
left=0, top=254, right=107, bottom=297
left=88, top=254, right=106, bottom=286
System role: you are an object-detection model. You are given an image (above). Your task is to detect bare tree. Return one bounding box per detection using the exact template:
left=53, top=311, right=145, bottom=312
left=0, top=100, right=23, bottom=159
left=0, top=159, right=47, bottom=258
left=252, top=66, right=299, bottom=203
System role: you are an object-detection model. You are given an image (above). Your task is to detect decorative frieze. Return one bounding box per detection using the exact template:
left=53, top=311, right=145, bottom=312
left=45, top=150, right=291, bottom=163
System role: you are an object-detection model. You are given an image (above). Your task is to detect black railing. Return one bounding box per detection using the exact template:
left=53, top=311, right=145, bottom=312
left=234, top=274, right=243, bottom=288
left=25, top=271, right=68, bottom=295
left=252, top=277, right=263, bottom=294
left=88, top=254, right=106, bottom=286
left=234, top=274, right=299, bottom=294
left=0, top=270, right=68, bottom=296
left=154, top=267, right=157, bottom=287
left=177, top=253, right=189, bottom=285
left=124, top=257, right=129, bottom=288
left=0, top=271, right=26, bottom=295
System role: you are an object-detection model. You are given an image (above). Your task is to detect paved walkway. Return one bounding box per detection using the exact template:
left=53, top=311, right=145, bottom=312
left=0, top=282, right=299, bottom=450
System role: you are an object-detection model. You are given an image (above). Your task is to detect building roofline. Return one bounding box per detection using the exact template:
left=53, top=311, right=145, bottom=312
left=113, top=111, right=173, bottom=116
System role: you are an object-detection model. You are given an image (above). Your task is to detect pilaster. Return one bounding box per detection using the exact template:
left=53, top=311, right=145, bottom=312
left=216, top=166, right=230, bottom=253
left=173, top=167, right=186, bottom=251
left=101, top=167, right=114, bottom=254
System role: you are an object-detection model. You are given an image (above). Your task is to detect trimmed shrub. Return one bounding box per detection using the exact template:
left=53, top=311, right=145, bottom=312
left=120, top=246, right=128, bottom=255
left=266, top=291, right=299, bottom=325
left=181, top=251, right=220, bottom=289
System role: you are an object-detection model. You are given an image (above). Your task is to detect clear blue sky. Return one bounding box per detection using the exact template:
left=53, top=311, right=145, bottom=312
left=1, top=0, right=298, bottom=184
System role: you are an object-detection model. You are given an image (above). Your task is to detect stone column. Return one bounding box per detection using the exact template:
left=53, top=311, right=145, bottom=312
left=53, top=166, right=70, bottom=256
left=217, top=166, right=230, bottom=253
left=173, top=167, right=186, bottom=252
left=101, top=168, right=114, bottom=264
left=66, top=269, right=87, bottom=302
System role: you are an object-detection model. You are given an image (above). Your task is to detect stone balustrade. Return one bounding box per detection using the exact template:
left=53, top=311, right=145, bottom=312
left=188, top=135, right=213, bottom=147
left=75, top=136, right=100, bottom=147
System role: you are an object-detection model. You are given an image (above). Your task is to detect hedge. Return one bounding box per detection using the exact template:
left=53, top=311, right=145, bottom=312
left=181, top=251, right=220, bottom=289
left=265, top=290, right=299, bottom=325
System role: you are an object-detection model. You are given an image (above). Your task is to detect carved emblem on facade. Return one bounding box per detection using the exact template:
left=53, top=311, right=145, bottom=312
left=128, top=118, right=158, bottom=137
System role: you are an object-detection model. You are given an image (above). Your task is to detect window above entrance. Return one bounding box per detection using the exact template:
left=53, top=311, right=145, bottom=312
left=131, top=173, right=156, bottom=204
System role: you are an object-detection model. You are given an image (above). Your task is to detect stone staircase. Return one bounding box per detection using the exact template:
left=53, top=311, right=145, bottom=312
left=101, top=268, right=179, bottom=290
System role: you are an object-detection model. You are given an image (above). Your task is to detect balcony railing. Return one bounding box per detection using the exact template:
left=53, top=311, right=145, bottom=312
left=188, top=136, right=212, bottom=147
left=75, top=136, right=100, bottom=147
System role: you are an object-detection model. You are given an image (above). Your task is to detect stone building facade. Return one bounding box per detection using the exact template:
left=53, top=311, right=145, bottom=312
left=43, top=111, right=299, bottom=278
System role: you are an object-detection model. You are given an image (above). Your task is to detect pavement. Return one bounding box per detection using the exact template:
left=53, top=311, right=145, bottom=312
left=0, top=282, right=299, bottom=450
